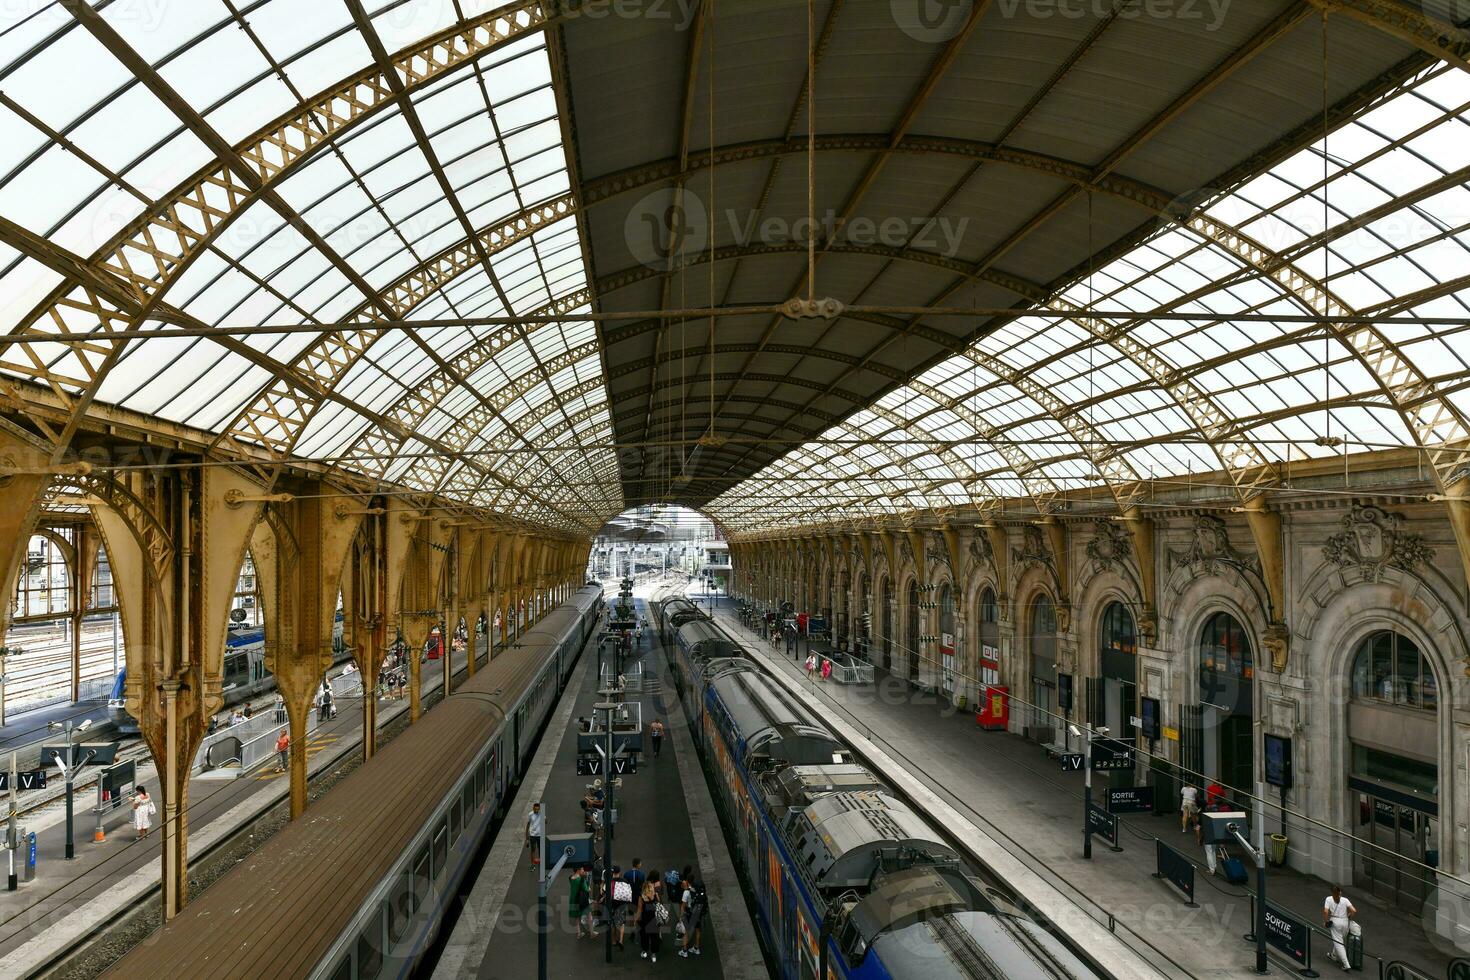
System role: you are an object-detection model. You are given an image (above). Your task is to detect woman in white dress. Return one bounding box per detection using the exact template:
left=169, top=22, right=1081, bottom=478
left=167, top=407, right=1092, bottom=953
left=132, top=786, right=156, bottom=839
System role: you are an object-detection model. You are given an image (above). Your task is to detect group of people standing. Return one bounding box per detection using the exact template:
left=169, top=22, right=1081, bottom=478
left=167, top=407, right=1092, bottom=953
left=565, top=857, right=708, bottom=963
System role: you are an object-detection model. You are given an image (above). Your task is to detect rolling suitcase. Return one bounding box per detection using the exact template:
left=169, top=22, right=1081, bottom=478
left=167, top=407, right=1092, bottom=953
left=1222, top=856, right=1249, bottom=884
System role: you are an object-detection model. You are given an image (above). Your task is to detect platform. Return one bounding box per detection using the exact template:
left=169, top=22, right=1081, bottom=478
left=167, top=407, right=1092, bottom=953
left=0, top=639, right=488, bottom=975
left=711, top=600, right=1458, bottom=979
left=436, top=598, right=763, bottom=980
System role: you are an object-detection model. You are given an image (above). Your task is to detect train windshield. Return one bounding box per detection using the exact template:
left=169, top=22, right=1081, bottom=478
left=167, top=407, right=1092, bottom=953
left=109, top=668, right=126, bottom=702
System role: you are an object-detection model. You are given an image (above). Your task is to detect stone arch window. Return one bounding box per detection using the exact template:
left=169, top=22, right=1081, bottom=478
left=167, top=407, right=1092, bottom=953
left=1028, top=593, right=1059, bottom=741
left=1351, top=631, right=1437, bottom=710
left=1100, top=601, right=1135, bottom=654
left=1098, top=601, right=1137, bottom=736
left=979, top=587, right=997, bottom=625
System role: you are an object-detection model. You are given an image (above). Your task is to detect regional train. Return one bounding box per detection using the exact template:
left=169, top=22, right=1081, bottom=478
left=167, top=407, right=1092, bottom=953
left=651, top=588, right=1104, bottom=980
left=102, top=584, right=604, bottom=980
left=106, top=613, right=347, bottom=734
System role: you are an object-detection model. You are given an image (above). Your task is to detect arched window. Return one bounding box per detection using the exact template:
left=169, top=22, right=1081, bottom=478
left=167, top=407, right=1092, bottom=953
left=980, top=587, right=997, bottom=624
left=1351, top=631, right=1437, bottom=710
left=939, top=584, right=955, bottom=637
left=1200, top=611, right=1251, bottom=681
left=1100, top=602, right=1135, bottom=654
left=1030, top=593, right=1056, bottom=637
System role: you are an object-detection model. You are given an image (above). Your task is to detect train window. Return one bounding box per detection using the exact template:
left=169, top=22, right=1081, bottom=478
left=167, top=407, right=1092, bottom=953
left=433, top=823, right=448, bottom=879
left=356, top=905, right=384, bottom=979
left=450, top=799, right=462, bottom=843
left=473, top=767, right=484, bottom=806
left=389, top=873, right=412, bottom=943
left=330, top=956, right=351, bottom=980
left=412, top=847, right=430, bottom=911
left=463, top=781, right=476, bottom=819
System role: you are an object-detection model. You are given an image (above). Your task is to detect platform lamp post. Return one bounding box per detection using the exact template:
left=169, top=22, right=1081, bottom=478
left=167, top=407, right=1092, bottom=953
left=1072, top=723, right=1108, bottom=860
left=46, top=718, right=96, bottom=859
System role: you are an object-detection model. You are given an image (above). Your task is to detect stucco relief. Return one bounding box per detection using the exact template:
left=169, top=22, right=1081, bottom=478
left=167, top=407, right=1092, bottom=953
left=1321, top=505, right=1434, bottom=582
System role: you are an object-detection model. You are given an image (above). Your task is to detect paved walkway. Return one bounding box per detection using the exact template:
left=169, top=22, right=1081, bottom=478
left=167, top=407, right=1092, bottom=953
left=0, top=641, right=485, bottom=972
left=713, top=600, right=1462, bottom=980
left=450, top=598, right=762, bottom=980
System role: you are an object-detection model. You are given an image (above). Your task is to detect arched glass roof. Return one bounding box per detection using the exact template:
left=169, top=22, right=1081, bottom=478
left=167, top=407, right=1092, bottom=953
left=0, top=2, right=1467, bottom=538
left=707, top=63, right=1470, bottom=531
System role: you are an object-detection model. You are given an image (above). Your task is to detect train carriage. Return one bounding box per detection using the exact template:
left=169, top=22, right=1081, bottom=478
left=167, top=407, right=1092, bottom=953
left=665, top=593, right=1103, bottom=980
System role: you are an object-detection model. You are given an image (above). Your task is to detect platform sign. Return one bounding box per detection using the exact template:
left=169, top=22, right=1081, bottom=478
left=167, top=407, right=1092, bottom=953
left=0, top=771, right=46, bottom=792
left=1090, top=737, right=1134, bottom=771
left=1087, top=802, right=1118, bottom=846
left=1106, top=786, right=1155, bottom=814
left=1262, top=899, right=1311, bottom=967
left=1058, top=753, right=1085, bottom=772
left=576, top=753, right=638, bottom=776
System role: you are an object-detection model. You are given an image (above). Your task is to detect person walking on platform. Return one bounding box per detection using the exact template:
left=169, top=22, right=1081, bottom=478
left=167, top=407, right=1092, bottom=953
left=570, top=865, right=593, bottom=939
left=678, top=878, right=706, bottom=957
left=131, top=785, right=155, bottom=839
left=1323, top=884, right=1357, bottom=970
left=649, top=719, right=665, bottom=758
left=525, top=801, right=545, bottom=871
left=610, top=866, right=632, bottom=950
left=1180, top=783, right=1200, bottom=835
left=636, top=879, right=666, bottom=963
left=275, top=729, right=290, bottom=773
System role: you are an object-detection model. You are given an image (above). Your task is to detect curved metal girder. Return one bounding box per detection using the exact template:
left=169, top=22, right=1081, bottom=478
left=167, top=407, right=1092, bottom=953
left=3, top=1, right=555, bottom=454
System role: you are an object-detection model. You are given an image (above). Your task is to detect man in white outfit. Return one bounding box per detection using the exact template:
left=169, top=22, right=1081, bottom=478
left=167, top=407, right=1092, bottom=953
left=1322, top=884, right=1356, bottom=970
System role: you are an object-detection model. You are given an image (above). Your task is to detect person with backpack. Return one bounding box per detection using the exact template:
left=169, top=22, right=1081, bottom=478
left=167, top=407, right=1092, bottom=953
left=609, top=865, right=633, bottom=951
left=662, top=866, right=682, bottom=903
left=678, top=879, right=706, bottom=957
left=635, top=879, right=667, bottom=962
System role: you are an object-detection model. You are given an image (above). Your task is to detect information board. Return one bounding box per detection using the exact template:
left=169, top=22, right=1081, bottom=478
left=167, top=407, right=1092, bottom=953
left=1106, top=786, right=1155, bottom=814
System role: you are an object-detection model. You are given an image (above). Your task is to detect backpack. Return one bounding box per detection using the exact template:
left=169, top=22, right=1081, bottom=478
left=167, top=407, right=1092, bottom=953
left=663, top=869, right=681, bottom=891
left=691, top=882, right=707, bottom=913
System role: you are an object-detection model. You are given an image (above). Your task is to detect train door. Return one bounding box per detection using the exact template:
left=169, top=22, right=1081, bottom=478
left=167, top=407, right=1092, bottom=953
left=781, top=872, right=798, bottom=978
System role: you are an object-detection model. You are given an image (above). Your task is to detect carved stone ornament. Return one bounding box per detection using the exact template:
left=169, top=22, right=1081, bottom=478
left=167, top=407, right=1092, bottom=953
left=1321, top=505, right=1433, bottom=582
left=1262, top=622, right=1290, bottom=672
left=1168, top=514, right=1258, bottom=575
left=900, top=536, right=916, bottom=568
left=1086, top=519, right=1131, bottom=572
left=926, top=531, right=949, bottom=572
left=1011, top=524, right=1051, bottom=572
left=968, top=533, right=993, bottom=571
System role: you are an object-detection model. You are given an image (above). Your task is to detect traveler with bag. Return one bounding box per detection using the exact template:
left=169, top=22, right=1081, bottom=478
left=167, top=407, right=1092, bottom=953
left=678, top=878, right=707, bottom=957
left=1323, top=885, right=1357, bottom=970
left=635, top=880, right=666, bottom=963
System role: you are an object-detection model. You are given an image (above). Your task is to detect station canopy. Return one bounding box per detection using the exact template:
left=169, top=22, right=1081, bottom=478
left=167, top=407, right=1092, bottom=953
left=0, top=1, right=1466, bottom=537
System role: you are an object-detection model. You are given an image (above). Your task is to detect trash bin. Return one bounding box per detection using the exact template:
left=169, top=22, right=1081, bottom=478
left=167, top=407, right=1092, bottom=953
left=1268, top=833, right=1288, bottom=867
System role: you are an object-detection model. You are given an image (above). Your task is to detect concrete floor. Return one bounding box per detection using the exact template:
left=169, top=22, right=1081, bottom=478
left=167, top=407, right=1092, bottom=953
left=441, top=597, right=764, bottom=980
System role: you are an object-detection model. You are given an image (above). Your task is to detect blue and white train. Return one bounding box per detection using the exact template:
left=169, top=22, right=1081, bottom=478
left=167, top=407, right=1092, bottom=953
left=653, top=588, right=1103, bottom=980
left=107, top=613, right=347, bottom=734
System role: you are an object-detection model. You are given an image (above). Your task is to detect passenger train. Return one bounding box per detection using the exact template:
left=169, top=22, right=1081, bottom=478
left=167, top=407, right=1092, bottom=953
left=102, top=585, right=604, bottom=980
left=106, top=613, right=348, bottom=734
left=652, top=589, right=1105, bottom=980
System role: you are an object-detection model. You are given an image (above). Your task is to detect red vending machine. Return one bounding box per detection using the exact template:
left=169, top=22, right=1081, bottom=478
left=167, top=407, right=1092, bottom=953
left=976, top=686, right=1009, bottom=731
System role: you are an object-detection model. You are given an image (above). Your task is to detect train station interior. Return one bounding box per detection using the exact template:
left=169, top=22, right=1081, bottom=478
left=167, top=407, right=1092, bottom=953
left=0, top=0, right=1469, bottom=977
